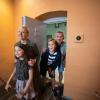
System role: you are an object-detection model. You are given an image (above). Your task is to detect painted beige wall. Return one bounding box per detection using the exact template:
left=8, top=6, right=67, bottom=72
left=64, top=1, right=100, bottom=100
left=0, top=0, right=99, bottom=99
left=0, top=0, right=15, bottom=81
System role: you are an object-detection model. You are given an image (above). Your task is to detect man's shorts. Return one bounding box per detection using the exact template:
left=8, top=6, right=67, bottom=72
left=58, top=66, right=64, bottom=72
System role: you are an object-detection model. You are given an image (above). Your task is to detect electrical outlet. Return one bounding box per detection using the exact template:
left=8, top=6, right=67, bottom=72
left=74, top=33, right=84, bottom=43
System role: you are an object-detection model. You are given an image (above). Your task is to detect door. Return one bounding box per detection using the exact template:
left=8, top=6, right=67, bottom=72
left=22, top=16, right=47, bottom=93
left=22, top=16, right=46, bottom=54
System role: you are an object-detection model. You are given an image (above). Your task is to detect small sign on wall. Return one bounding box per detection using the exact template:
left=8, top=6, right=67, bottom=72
left=74, top=33, right=84, bottom=43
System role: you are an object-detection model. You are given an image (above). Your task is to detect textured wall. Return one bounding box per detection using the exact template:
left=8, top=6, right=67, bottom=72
left=0, top=0, right=100, bottom=99
left=0, top=0, right=15, bottom=81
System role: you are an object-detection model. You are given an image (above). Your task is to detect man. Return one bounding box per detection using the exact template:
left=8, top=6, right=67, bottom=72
left=55, top=31, right=66, bottom=85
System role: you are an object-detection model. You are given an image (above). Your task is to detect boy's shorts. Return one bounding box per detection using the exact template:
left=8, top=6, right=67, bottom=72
left=58, top=66, right=64, bottom=72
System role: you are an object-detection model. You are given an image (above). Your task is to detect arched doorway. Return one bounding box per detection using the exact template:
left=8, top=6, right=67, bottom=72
left=35, top=11, right=67, bottom=20
left=22, top=10, right=67, bottom=99
left=35, top=10, right=67, bottom=83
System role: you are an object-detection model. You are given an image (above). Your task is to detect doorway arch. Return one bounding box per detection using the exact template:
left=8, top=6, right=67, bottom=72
left=35, top=10, right=67, bottom=21
left=35, top=10, right=67, bottom=85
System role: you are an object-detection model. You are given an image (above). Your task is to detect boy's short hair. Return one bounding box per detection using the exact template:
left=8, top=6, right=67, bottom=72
left=48, top=38, right=58, bottom=45
left=48, top=38, right=58, bottom=51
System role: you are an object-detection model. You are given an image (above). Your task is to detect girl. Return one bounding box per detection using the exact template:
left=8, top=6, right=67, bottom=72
left=5, top=44, right=35, bottom=100
left=40, top=38, right=61, bottom=89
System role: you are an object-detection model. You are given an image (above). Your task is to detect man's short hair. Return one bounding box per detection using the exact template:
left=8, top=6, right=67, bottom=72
left=56, top=31, right=64, bottom=39
left=56, top=31, right=64, bottom=34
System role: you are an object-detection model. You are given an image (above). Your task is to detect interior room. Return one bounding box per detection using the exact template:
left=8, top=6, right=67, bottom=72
left=0, top=0, right=100, bottom=100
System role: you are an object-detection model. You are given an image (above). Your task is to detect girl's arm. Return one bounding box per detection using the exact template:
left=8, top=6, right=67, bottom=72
left=21, top=68, right=33, bottom=95
left=5, top=67, right=16, bottom=91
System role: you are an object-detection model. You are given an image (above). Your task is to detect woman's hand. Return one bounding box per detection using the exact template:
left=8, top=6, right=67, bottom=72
left=28, top=59, right=36, bottom=66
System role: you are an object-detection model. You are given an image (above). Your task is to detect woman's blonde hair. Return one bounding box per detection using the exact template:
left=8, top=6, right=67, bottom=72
left=18, top=26, right=29, bottom=36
